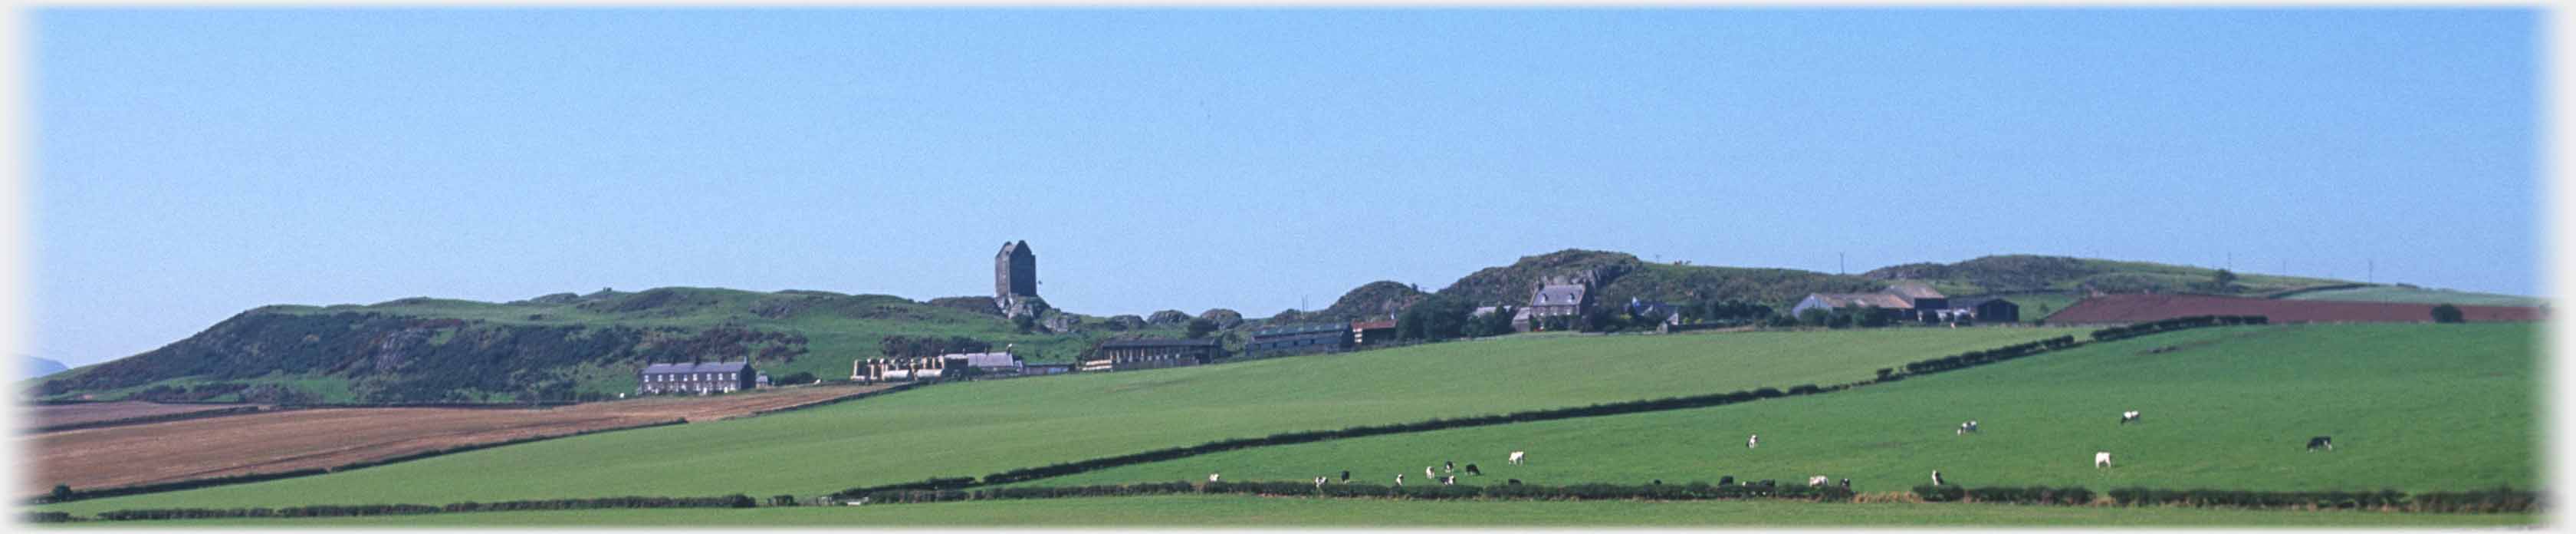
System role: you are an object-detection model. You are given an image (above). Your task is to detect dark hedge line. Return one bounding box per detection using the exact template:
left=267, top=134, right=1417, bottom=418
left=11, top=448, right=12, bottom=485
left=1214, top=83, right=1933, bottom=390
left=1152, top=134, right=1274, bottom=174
left=744, top=383, right=922, bottom=418
left=1910, top=485, right=2092, bottom=505
left=856, top=480, right=1852, bottom=505
left=31, top=405, right=269, bottom=433
left=274, top=401, right=580, bottom=410
left=1898, top=336, right=2077, bottom=376
left=90, top=495, right=757, bottom=522
left=2090, top=315, right=2267, bottom=343
left=25, top=511, right=74, bottom=522
left=2109, top=487, right=2537, bottom=513
left=1914, top=486, right=2539, bottom=514
left=33, top=418, right=690, bottom=506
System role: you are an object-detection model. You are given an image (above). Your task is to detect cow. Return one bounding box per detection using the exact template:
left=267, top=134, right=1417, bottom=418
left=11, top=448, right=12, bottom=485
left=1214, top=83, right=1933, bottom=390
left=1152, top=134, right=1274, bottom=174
left=1340, top=470, right=1351, bottom=482
left=2120, top=410, right=2141, bottom=425
left=2095, top=451, right=2114, bottom=468
left=1315, top=476, right=1328, bottom=488
left=1930, top=470, right=1944, bottom=486
left=1464, top=463, right=1482, bottom=476
left=1808, top=476, right=1829, bottom=487
left=1509, top=451, right=1526, bottom=465
left=1748, top=434, right=1760, bottom=449
left=1507, top=479, right=1523, bottom=486
left=1395, top=474, right=1404, bottom=486
left=1444, top=461, right=1455, bottom=473
left=1208, top=473, right=1221, bottom=483
left=1839, top=478, right=1851, bottom=490
left=1651, top=479, right=1663, bottom=486
left=2307, top=436, right=2334, bottom=451
left=1426, top=466, right=1437, bottom=479
left=1719, top=476, right=1734, bottom=486
left=1958, top=420, right=1979, bottom=435
left=1444, top=476, right=1456, bottom=486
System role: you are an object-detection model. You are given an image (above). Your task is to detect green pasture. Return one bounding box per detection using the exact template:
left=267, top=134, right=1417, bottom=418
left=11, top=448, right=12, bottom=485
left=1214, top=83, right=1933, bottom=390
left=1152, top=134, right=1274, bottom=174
left=57, top=495, right=2538, bottom=527
left=2280, top=285, right=2545, bottom=307
left=41, top=327, right=2077, bottom=515
left=1026, top=323, right=2537, bottom=494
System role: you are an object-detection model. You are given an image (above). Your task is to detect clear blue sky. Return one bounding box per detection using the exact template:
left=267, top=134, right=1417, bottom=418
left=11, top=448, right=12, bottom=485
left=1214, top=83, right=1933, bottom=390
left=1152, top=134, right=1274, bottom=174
left=33, top=8, right=2538, bottom=366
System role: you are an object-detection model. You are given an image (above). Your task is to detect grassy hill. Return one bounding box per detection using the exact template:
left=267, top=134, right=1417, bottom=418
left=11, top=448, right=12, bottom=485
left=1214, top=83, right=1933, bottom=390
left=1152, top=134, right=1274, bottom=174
left=38, top=327, right=2079, bottom=515
left=1022, top=323, right=2535, bottom=493
left=1864, top=255, right=2352, bottom=296
left=30, top=288, right=1170, bottom=404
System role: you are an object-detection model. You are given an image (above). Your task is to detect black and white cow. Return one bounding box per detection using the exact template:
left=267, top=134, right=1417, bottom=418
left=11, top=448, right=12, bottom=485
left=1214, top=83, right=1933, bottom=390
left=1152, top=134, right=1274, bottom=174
left=2307, top=436, right=2334, bottom=451
left=1719, top=476, right=1734, bottom=486
left=1839, top=478, right=1851, bottom=490
left=1464, top=463, right=1482, bottom=476
left=1444, top=461, right=1455, bottom=473
left=1930, top=470, right=1945, bottom=486
left=2120, top=410, right=2141, bottom=425
left=1340, top=470, right=1351, bottom=482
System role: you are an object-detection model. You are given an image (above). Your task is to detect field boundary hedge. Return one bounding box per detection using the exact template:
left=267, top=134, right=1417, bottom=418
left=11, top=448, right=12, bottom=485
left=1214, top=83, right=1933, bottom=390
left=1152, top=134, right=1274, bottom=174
left=1913, top=485, right=2540, bottom=514
left=840, top=323, right=2260, bottom=496
left=87, top=494, right=758, bottom=522
left=31, top=405, right=271, bottom=433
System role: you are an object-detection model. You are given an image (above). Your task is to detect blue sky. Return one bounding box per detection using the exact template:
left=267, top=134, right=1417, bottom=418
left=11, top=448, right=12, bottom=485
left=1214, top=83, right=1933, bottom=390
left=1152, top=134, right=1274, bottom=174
left=32, top=8, right=2538, bottom=366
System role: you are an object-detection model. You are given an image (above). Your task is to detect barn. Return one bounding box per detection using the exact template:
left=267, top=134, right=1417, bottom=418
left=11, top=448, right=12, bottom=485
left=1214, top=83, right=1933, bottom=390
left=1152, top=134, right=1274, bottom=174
left=638, top=361, right=758, bottom=395
left=1944, top=296, right=2022, bottom=323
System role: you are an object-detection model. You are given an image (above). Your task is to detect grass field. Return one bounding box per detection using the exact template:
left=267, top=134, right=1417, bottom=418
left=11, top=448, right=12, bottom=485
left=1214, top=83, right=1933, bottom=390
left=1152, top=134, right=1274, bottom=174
left=1020, top=324, right=2537, bottom=494
left=60, top=495, right=2539, bottom=527
left=2281, top=285, right=2545, bottom=307
left=39, top=327, right=2077, bottom=515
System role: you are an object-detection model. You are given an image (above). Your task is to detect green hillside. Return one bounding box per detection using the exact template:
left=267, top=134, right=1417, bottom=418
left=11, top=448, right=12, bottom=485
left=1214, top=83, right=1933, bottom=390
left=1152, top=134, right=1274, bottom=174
left=1025, top=324, right=2535, bottom=493
left=30, top=288, right=1169, bottom=403
left=2278, top=285, right=2543, bottom=307
left=40, top=328, right=2078, bottom=515
left=1865, top=255, right=2351, bottom=297
left=119, top=495, right=2535, bottom=528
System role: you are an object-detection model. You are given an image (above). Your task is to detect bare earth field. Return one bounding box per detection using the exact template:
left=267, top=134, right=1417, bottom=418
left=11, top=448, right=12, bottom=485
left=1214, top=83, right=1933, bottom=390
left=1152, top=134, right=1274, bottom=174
left=24, top=401, right=265, bottom=430
left=21, top=384, right=892, bottom=496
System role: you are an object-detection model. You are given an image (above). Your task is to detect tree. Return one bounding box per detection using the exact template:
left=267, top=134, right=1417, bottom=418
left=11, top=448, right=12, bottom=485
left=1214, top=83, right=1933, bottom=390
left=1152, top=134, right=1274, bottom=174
left=1395, top=295, right=1475, bottom=341
left=1798, top=308, right=1831, bottom=327
left=51, top=484, right=71, bottom=502
left=1185, top=318, right=1220, bottom=339
left=1014, top=314, right=1037, bottom=334
left=2431, top=304, right=2466, bottom=324
left=776, top=371, right=818, bottom=386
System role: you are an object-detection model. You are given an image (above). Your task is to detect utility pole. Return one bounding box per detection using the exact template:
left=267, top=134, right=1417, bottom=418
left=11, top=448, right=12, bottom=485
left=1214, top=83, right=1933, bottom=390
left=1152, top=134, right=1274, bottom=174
left=1839, top=252, right=1845, bottom=275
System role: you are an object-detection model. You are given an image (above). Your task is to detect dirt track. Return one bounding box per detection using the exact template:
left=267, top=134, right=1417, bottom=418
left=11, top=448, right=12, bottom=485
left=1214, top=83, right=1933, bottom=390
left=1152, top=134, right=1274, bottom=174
left=21, top=384, right=892, bottom=495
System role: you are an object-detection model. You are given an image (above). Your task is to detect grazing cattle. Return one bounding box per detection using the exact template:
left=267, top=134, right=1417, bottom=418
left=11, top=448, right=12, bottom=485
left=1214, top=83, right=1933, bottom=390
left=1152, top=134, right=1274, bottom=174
left=1464, top=463, right=1482, bottom=476
left=1509, top=451, right=1526, bottom=465
left=1719, top=476, right=1734, bottom=486
left=1839, top=478, right=1851, bottom=490
left=1209, top=473, right=1221, bottom=483
left=1395, top=474, right=1404, bottom=486
left=1315, top=476, right=1327, bottom=488
left=1340, top=470, right=1351, bottom=482
left=2307, top=436, right=2334, bottom=451
left=2094, top=451, right=2114, bottom=468
left=1507, top=479, right=1523, bottom=486
left=1930, top=470, right=1944, bottom=486
left=2120, top=410, right=2141, bottom=425
left=1443, top=476, right=1456, bottom=486
left=1651, top=479, right=1664, bottom=486
left=1444, top=461, right=1455, bottom=473
left=1808, top=476, right=1829, bottom=487
left=1426, top=466, right=1437, bottom=479
left=1748, top=434, right=1760, bottom=449
left=1959, top=420, right=1979, bottom=435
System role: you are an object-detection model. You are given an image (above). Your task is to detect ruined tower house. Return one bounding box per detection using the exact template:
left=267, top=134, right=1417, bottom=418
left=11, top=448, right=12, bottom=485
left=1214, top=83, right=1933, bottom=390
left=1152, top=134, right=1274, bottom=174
left=995, top=240, right=1037, bottom=317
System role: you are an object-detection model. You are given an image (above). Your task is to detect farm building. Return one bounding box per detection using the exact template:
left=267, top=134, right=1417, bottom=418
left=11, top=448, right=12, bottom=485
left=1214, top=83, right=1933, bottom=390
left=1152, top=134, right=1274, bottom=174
left=2046, top=294, right=2548, bottom=325
left=945, top=351, right=1024, bottom=374
left=638, top=361, right=758, bottom=394
left=1023, top=363, right=1076, bottom=376
left=1943, top=296, right=2021, bottom=323
left=1246, top=323, right=1352, bottom=358
left=1083, top=338, right=1221, bottom=372
left=1349, top=319, right=1398, bottom=348
left=1515, top=278, right=1594, bottom=331
left=852, top=356, right=946, bottom=382
left=1792, top=282, right=1952, bottom=323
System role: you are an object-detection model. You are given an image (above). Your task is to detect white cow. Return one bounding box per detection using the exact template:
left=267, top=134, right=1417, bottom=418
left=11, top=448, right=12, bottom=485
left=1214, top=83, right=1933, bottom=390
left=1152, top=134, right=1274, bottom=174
left=1748, top=434, right=1760, bottom=449
left=1509, top=451, right=1526, bottom=465
left=1930, top=470, right=1944, bottom=486
left=1395, top=474, right=1405, bottom=486
left=1807, top=475, right=1829, bottom=487
left=1443, top=476, right=1456, bottom=486
left=1426, top=466, right=1437, bottom=479
left=2120, top=410, right=2141, bottom=425
left=1208, top=473, right=1221, bottom=482
left=2094, top=451, right=2114, bottom=468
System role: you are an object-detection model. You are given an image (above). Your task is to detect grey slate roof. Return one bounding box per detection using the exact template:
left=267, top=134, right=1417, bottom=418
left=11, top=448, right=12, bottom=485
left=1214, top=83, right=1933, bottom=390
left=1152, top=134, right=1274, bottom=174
left=1884, top=282, right=1946, bottom=300
left=641, top=361, right=750, bottom=374
left=1253, top=323, right=1351, bottom=338
left=1100, top=338, right=1223, bottom=348
left=1531, top=284, right=1588, bottom=306
left=1807, top=293, right=1914, bottom=309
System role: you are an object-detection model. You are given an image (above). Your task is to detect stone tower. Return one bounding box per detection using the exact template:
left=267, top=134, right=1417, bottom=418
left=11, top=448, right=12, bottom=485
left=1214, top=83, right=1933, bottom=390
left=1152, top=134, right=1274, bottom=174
left=994, top=241, right=1037, bottom=313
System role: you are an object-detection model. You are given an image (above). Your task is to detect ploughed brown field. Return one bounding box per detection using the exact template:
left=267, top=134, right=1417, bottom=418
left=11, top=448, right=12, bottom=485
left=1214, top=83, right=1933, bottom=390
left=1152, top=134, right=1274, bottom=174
left=21, top=384, right=893, bottom=496
left=25, top=401, right=267, bottom=430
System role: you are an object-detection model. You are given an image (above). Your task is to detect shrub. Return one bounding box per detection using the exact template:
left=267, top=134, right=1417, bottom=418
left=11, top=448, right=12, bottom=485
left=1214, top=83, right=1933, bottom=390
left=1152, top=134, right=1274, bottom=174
left=2432, top=305, right=2466, bottom=323
left=1912, top=485, right=1965, bottom=502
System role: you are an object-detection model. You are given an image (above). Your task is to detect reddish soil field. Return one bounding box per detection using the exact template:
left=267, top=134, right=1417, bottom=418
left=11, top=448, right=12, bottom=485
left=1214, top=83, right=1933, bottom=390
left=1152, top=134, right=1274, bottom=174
left=24, top=401, right=266, bottom=430
left=2047, top=294, right=2546, bottom=325
left=21, top=384, right=893, bottom=496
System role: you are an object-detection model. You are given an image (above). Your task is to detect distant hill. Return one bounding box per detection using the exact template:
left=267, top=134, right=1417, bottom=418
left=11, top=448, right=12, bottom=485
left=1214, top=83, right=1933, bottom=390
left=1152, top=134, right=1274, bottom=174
left=2274, top=285, right=2544, bottom=307
left=1306, top=281, right=1428, bottom=323
left=29, top=288, right=1178, bottom=404
left=1861, top=255, right=2351, bottom=297
left=24, top=356, right=67, bottom=378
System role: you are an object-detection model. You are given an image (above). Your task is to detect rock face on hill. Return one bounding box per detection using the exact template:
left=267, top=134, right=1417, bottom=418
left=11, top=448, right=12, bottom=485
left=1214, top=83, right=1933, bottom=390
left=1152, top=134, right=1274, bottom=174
left=1432, top=249, right=1880, bottom=308
left=1307, top=281, right=1429, bottom=323
left=1435, top=249, right=1646, bottom=306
